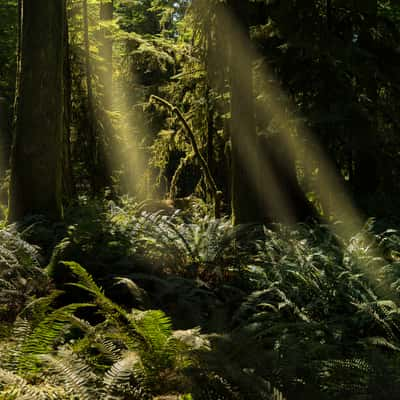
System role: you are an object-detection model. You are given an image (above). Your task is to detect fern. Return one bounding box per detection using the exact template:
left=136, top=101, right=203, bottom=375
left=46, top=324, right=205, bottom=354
left=63, top=261, right=147, bottom=349
left=2, top=318, right=32, bottom=371
left=0, top=226, right=48, bottom=321
left=44, top=263, right=198, bottom=397
left=5, top=210, right=400, bottom=399
left=18, top=302, right=94, bottom=372
left=40, top=347, right=97, bottom=400
left=107, top=204, right=255, bottom=278
left=103, top=351, right=146, bottom=399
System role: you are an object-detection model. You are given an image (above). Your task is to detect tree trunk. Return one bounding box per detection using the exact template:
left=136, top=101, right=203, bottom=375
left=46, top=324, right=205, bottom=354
left=99, top=0, right=113, bottom=110
left=8, top=0, right=64, bottom=221
left=228, top=0, right=315, bottom=225
left=228, top=0, right=263, bottom=224
left=207, top=2, right=231, bottom=214
left=97, top=0, right=114, bottom=191
left=205, top=27, right=216, bottom=206
left=82, top=0, right=99, bottom=194
left=63, top=0, right=74, bottom=201
left=260, top=134, right=316, bottom=224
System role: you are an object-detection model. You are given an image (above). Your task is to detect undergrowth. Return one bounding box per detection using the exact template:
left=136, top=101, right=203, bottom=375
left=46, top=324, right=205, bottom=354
left=2, top=198, right=400, bottom=399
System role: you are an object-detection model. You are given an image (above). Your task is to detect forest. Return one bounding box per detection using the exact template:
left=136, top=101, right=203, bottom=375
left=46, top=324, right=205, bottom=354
left=1, top=0, right=400, bottom=398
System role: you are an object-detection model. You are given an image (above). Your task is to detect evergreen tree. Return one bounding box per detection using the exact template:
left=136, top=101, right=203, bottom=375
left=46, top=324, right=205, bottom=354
left=8, top=0, right=65, bottom=221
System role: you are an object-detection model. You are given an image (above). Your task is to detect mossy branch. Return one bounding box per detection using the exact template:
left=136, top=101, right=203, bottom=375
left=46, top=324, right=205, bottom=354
left=169, top=153, right=193, bottom=199
left=150, top=94, right=222, bottom=218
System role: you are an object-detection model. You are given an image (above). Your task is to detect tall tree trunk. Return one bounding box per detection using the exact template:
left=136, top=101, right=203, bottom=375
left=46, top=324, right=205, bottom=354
left=228, top=0, right=315, bottom=224
left=99, top=0, right=113, bottom=110
left=97, top=0, right=114, bottom=191
left=205, top=27, right=216, bottom=205
left=8, top=0, right=64, bottom=221
left=11, top=0, right=21, bottom=166
left=82, top=0, right=99, bottom=194
left=228, top=0, right=263, bottom=224
left=260, top=134, right=316, bottom=224
left=14, top=0, right=21, bottom=97
left=63, top=0, right=74, bottom=201
left=207, top=2, right=231, bottom=213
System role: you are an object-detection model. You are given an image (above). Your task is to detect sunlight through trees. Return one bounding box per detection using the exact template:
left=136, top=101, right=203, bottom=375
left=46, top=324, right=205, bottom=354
left=1, top=1, right=400, bottom=398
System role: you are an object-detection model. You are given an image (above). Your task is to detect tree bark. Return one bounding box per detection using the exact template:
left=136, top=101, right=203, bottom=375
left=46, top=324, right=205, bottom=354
left=99, top=0, right=113, bottom=110
left=63, top=0, right=74, bottom=200
left=8, top=0, right=64, bottom=221
left=82, top=0, right=99, bottom=194
left=97, top=0, right=114, bottom=191
left=228, top=0, right=263, bottom=224
left=228, top=0, right=315, bottom=224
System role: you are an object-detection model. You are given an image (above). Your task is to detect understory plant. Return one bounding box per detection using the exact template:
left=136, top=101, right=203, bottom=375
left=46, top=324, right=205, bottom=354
left=231, top=223, right=400, bottom=399
left=0, top=225, right=49, bottom=323
left=0, top=261, right=203, bottom=399
left=6, top=200, right=400, bottom=399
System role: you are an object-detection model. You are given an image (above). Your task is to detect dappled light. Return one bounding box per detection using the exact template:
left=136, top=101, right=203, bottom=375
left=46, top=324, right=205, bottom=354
left=1, top=0, right=400, bottom=399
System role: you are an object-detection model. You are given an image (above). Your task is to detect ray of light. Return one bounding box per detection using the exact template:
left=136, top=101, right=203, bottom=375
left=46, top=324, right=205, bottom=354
left=210, top=5, right=396, bottom=295
left=101, top=42, right=153, bottom=200
left=215, top=5, right=365, bottom=232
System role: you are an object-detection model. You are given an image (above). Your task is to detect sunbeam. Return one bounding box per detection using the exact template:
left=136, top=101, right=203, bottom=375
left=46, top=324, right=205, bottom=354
left=209, top=3, right=398, bottom=299
left=216, top=4, right=365, bottom=234
left=101, top=40, right=153, bottom=200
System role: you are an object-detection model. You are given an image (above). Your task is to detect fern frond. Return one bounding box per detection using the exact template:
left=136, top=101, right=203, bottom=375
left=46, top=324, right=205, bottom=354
left=20, top=290, right=63, bottom=323
left=133, top=310, right=176, bottom=361
left=3, top=318, right=32, bottom=371
left=40, top=348, right=97, bottom=400
left=64, top=262, right=148, bottom=349
left=18, top=303, right=94, bottom=372
left=94, top=337, right=123, bottom=363
left=360, top=336, right=400, bottom=351
left=103, top=351, right=144, bottom=399
left=62, top=261, right=104, bottom=298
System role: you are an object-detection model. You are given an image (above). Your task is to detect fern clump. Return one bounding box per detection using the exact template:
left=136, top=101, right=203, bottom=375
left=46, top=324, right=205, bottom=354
left=0, top=225, right=49, bottom=322
left=6, top=204, right=400, bottom=399
left=107, top=201, right=256, bottom=281
left=228, top=222, right=400, bottom=399
left=50, top=197, right=256, bottom=290
left=0, top=262, right=206, bottom=399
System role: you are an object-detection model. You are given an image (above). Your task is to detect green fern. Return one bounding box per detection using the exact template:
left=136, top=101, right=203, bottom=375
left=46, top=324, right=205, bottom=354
left=40, top=347, right=97, bottom=400
left=18, top=302, right=94, bottom=372
left=102, top=351, right=147, bottom=399
left=0, top=226, right=48, bottom=321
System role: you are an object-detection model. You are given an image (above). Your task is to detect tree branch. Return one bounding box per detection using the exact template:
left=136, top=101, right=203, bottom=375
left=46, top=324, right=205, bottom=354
left=150, top=94, right=222, bottom=218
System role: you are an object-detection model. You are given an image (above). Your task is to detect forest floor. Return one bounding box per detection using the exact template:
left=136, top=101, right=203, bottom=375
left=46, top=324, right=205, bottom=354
left=1, top=197, right=400, bottom=399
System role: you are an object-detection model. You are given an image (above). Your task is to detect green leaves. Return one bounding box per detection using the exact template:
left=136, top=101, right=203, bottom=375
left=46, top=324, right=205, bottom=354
left=18, top=303, right=94, bottom=373
left=6, top=204, right=400, bottom=399
left=0, top=260, right=203, bottom=399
